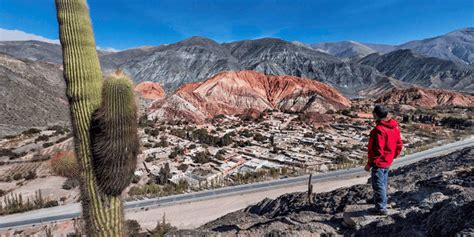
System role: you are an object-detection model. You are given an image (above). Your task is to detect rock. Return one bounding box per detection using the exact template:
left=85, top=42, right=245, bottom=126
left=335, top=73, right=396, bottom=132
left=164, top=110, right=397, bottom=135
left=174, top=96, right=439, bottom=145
left=343, top=204, right=394, bottom=229
left=419, top=192, right=449, bottom=209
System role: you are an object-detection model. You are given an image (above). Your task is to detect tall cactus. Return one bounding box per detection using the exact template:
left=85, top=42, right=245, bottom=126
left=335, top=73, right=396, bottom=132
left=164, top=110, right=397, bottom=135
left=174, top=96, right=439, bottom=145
left=55, top=0, right=137, bottom=235
left=91, top=71, right=139, bottom=195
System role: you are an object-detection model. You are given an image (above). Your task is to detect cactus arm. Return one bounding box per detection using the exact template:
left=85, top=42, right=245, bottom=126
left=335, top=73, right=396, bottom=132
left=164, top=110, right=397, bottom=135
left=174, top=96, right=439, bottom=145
left=55, top=0, right=124, bottom=236
left=91, top=73, right=139, bottom=195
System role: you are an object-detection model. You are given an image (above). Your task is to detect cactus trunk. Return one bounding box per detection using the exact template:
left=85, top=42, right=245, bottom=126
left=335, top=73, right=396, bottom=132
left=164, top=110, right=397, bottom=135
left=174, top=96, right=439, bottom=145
left=55, top=0, right=124, bottom=235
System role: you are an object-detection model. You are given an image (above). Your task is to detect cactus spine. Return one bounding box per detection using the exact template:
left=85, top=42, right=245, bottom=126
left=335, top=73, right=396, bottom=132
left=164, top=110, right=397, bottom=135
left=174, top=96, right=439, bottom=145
left=91, top=71, right=139, bottom=195
left=55, top=0, right=133, bottom=235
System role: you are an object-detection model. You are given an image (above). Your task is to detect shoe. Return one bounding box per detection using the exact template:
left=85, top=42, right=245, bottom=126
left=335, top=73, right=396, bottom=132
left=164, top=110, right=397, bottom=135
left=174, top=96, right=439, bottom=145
left=367, top=208, right=388, bottom=216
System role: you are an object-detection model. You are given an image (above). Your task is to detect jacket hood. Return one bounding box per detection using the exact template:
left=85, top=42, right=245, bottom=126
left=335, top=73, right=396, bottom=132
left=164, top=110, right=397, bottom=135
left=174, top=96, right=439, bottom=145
left=377, top=118, right=398, bottom=129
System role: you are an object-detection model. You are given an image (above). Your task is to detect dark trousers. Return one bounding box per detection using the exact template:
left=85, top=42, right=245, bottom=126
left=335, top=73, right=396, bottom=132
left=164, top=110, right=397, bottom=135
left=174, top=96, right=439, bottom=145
left=371, top=166, right=389, bottom=211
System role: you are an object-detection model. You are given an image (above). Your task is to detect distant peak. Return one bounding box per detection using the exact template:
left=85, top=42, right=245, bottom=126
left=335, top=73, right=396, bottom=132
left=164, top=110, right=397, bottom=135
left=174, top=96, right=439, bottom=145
left=178, top=36, right=219, bottom=46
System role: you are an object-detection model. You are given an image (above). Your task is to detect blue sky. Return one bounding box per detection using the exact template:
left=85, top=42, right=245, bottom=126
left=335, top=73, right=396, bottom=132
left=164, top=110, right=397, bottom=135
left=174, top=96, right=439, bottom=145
left=0, top=0, right=472, bottom=50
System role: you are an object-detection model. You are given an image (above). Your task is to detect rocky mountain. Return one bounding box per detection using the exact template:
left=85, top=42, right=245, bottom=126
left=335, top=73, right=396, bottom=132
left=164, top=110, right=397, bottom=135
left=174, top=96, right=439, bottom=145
left=223, top=38, right=386, bottom=96
left=358, top=49, right=474, bottom=92
left=311, top=40, right=377, bottom=59
left=134, top=81, right=166, bottom=100
left=0, top=38, right=387, bottom=96
left=363, top=43, right=396, bottom=54
left=0, top=53, right=70, bottom=137
left=103, top=37, right=242, bottom=90
left=148, top=70, right=351, bottom=123
left=376, top=87, right=474, bottom=108
left=0, top=40, right=63, bottom=64
left=0, top=40, right=115, bottom=65
left=357, top=77, right=413, bottom=98
left=182, top=147, right=474, bottom=236
left=313, top=28, right=474, bottom=65
left=1, top=28, right=473, bottom=96
left=398, top=27, right=474, bottom=65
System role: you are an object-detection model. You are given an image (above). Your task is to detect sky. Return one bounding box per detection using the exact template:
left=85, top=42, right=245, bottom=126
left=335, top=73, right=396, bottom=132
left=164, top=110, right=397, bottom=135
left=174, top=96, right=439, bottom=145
left=0, top=0, right=472, bottom=50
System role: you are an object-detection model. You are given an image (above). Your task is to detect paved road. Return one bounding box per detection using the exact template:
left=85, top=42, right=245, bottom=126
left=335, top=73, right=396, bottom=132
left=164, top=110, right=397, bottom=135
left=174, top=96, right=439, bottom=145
left=1, top=137, right=473, bottom=230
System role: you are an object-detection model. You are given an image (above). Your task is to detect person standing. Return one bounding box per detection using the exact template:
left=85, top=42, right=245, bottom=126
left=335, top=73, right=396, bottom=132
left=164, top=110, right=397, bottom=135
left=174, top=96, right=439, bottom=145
left=365, top=105, right=403, bottom=215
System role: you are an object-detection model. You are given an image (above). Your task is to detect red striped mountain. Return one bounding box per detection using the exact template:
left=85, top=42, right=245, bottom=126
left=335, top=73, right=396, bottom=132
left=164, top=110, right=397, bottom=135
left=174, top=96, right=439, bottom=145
left=149, top=70, right=351, bottom=123
left=376, top=87, right=474, bottom=108
left=134, top=81, right=166, bottom=100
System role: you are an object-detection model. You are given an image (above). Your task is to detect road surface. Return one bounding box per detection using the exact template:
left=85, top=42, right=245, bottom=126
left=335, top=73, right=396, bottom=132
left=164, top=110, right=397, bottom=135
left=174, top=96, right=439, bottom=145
left=1, top=137, right=472, bottom=230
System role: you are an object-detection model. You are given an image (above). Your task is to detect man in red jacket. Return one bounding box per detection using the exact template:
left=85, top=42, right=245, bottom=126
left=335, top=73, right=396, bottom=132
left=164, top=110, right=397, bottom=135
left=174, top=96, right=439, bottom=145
left=365, top=105, right=403, bottom=215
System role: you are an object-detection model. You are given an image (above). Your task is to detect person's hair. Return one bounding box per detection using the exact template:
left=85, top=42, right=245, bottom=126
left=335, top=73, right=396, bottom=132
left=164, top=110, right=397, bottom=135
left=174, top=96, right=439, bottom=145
left=373, top=104, right=389, bottom=119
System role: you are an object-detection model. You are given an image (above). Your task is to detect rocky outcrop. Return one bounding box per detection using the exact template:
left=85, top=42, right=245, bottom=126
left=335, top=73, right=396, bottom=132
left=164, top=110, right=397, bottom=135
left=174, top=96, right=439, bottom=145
left=134, top=81, right=166, bottom=100
left=149, top=70, right=351, bottom=123
left=194, top=147, right=474, bottom=236
left=0, top=53, right=70, bottom=137
left=376, top=87, right=474, bottom=108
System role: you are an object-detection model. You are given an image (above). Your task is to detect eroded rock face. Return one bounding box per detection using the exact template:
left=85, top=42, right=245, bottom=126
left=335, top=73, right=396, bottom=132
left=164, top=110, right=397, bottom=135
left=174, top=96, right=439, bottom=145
left=194, top=147, right=474, bottom=236
left=148, top=70, right=351, bottom=123
left=376, top=87, right=474, bottom=108
left=134, top=81, right=166, bottom=100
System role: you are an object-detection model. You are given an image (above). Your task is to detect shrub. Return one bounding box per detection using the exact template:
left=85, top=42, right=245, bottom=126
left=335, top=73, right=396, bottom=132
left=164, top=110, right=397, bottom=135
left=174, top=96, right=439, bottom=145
left=177, top=164, right=188, bottom=172
left=3, top=134, right=17, bottom=139
left=128, top=183, right=161, bottom=196
left=34, top=135, right=50, bottom=143
left=253, top=133, right=266, bottom=142
left=50, top=150, right=79, bottom=178
left=12, top=173, right=22, bottom=181
left=31, top=153, right=49, bottom=162
left=43, top=142, right=54, bottom=148
left=193, top=150, right=211, bottom=164
left=0, top=148, right=16, bottom=158
left=43, top=200, right=59, bottom=208
left=22, top=128, right=41, bottom=136
left=62, top=177, right=80, bottom=190
left=56, top=136, right=71, bottom=144
left=131, top=175, right=140, bottom=184
left=24, top=171, right=37, bottom=180
left=126, top=220, right=141, bottom=236
left=145, top=156, right=155, bottom=162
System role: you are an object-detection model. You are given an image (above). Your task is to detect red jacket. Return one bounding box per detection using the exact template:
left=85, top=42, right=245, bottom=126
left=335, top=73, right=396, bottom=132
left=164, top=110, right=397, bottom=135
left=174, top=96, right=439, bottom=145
left=367, top=119, right=403, bottom=168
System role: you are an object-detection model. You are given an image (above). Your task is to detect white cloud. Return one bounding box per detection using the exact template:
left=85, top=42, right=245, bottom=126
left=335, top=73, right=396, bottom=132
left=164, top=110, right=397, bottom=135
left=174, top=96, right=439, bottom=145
left=96, top=46, right=120, bottom=52
left=0, top=28, right=122, bottom=52
left=0, top=28, right=60, bottom=44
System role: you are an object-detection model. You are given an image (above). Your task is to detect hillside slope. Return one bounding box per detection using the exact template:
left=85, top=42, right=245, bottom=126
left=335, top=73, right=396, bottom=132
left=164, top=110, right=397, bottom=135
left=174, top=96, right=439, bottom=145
left=0, top=53, right=70, bottom=137
left=191, top=147, right=473, bottom=236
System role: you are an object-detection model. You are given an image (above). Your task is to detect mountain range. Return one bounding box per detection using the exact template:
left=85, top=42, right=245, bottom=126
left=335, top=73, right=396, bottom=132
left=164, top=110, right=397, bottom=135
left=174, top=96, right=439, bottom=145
left=311, top=27, right=474, bottom=64
left=0, top=28, right=472, bottom=97
left=0, top=27, right=473, bottom=133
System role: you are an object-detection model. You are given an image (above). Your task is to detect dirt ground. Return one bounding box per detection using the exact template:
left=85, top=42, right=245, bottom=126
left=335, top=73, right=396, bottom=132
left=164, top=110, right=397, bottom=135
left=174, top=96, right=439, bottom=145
left=126, top=175, right=370, bottom=230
